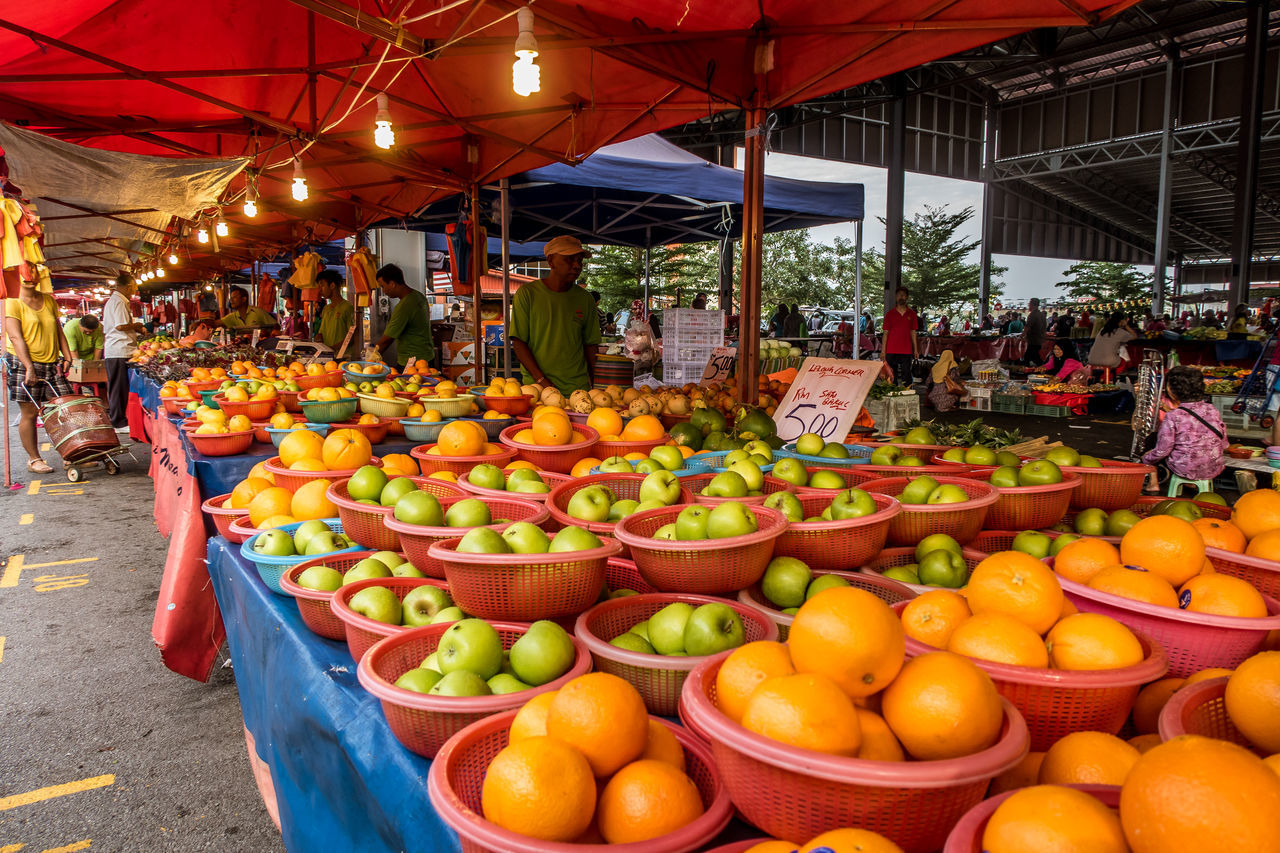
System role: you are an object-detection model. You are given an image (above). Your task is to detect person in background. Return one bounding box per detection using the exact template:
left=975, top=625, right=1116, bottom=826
left=218, top=286, right=276, bottom=331
left=6, top=276, right=74, bottom=472
left=1201, top=309, right=1222, bottom=330
left=809, top=309, right=825, bottom=332
left=770, top=303, right=789, bottom=337
left=979, top=313, right=995, bottom=332
left=1228, top=303, right=1251, bottom=338
left=648, top=304, right=662, bottom=339
left=1037, top=340, right=1091, bottom=384
left=834, top=314, right=854, bottom=358
left=935, top=315, right=951, bottom=336
left=691, top=292, right=708, bottom=310
left=314, top=269, right=355, bottom=357
left=783, top=303, right=805, bottom=338
left=1262, top=297, right=1274, bottom=322
left=282, top=310, right=308, bottom=339
left=1078, top=309, right=1093, bottom=331
left=1141, top=366, right=1228, bottom=492
left=103, top=272, right=147, bottom=432
left=591, top=290, right=608, bottom=337
left=882, top=285, right=919, bottom=385
left=64, top=314, right=104, bottom=361
left=859, top=311, right=876, bottom=357
left=449, top=301, right=465, bottom=322
left=374, top=263, right=435, bottom=369
left=1007, top=312, right=1024, bottom=335
left=926, top=349, right=965, bottom=412
left=1053, top=310, right=1074, bottom=337
left=605, top=311, right=615, bottom=331
left=509, top=235, right=600, bottom=393
left=1024, top=298, right=1047, bottom=366
left=1089, top=311, right=1137, bottom=375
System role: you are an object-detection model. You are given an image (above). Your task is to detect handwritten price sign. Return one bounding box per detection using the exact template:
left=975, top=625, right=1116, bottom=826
left=700, top=347, right=737, bottom=386
left=772, top=358, right=883, bottom=442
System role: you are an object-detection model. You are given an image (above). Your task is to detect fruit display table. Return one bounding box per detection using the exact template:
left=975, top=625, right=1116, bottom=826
left=918, top=335, right=1036, bottom=362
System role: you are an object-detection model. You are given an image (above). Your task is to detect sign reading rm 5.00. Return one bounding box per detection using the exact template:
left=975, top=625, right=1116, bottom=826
left=773, top=358, right=883, bottom=442
left=700, top=347, right=737, bottom=386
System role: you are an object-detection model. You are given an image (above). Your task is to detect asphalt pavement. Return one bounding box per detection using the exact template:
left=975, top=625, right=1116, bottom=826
left=0, top=419, right=282, bottom=852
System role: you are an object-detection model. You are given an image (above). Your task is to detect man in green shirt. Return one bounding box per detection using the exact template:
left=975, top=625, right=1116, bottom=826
left=64, top=314, right=104, bottom=360
left=374, top=264, right=435, bottom=368
left=510, top=235, right=601, bottom=393
left=219, top=286, right=277, bottom=331
left=313, top=269, right=355, bottom=357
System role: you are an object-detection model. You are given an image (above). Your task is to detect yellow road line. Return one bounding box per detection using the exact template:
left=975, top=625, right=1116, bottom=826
left=19, top=514, right=33, bottom=525
left=0, top=775, right=114, bottom=811
left=1, top=843, right=25, bottom=852
left=1, top=556, right=98, bottom=589
left=39, top=442, right=50, bottom=452
left=0, top=636, right=6, bottom=664
left=43, top=842, right=90, bottom=853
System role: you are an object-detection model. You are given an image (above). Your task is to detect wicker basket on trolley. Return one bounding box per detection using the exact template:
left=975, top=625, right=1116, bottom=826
left=40, top=393, right=119, bottom=462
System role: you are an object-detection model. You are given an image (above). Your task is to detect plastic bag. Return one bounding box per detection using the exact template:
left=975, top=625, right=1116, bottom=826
left=623, top=318, right=658, bottom=372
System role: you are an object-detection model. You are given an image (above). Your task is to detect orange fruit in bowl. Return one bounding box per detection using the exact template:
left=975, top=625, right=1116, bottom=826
left=258, top=514, right=297, bottom=528
left=1131, top=677, right=1186, bottom=734
left=570, top=457, right=602, bottom=478
left=1045, top=612, right=1144, bottom=670
left=1245, top=527, right=1280, bottom=561
left=437, top=421, right=485, bottom=457
left=358, top=413, right=379, bottom=425
left=597, top=758, right=705, bottom=845
left=322, top=429, right=373, bottom=470
left=289, top=458, right=328, bottom=472
left=1038, top=730, right=1140, bottom=786
left=1233, top=488, right=1280, bottom=540
left=1119, top=515, right=1206, bottom=587
left=278, top=429, right=326, bottom=468
left=1194, top=518, right=1247, bottom=554
left=1183, top=666, right=1235, bottom=687
left=799, top=828, right=905, bottom=853
left=291, top=478, right=336, bottom=520
left=1052, top=537, right=1121, bottom=585
left=508, top=690, right=558, bottom=743
left=714, top=641, right=796, bottom=724
left=381, top=453, right=419, bottom=475
left=270, top=412, right=296, bottom=429
left=545, top=673, right=649, bottom=777
left=504, top=460, right=537, bottom=471
left=1224, top=651, right=1280, bottom=753
left=743, top=842, right=798, bottom=853
left=881, top=651, right=1003, bottom=761
left=532, top=416, right=572, bottom=446
left=1179, top=573, right=1268, bottom=618
left=946, top=612, right=1050, bottom=668
left=230, top=476, right=274, bottom=509
left=966, top=550, right=1064, bottom=635
left=787, top=586, right=904, bottom=699
left=987, top=751, right=1047, bottom=796
left=1087, top=564, right=1179, bottom=608
left=741, top=672, right=862, bottom=756
left=247, top=486, right=294, bottom=527
left=622, top=451, right=647, bottom=461
left=639, top=719, right=685, bottom=770
left=480, top=736, right=596, bottom=842
left=853, top=707, right=905, bottom=762
left=620, top=414, right=664, bottom=442
left=983, top=784, right=1127, bottom=853
left=248, top=460, right=275, bottom=484
left=427, top=470, right=458, bottom=482
left=586, top=408, right=623, bottom=437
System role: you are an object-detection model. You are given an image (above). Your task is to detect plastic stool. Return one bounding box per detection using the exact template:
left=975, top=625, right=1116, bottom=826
left=1168, top=474, right=1213, bottom=497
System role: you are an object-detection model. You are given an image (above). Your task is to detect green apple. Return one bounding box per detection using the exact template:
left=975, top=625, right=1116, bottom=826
left=634, top=458, right=663, bottom=474
left=917, top=549, right=968, bottom=588
left=763, top=491, right=805, bottom=522
left=549, top=526, right=603, bottom=553
left=941, top=447, right=967, bottom=463
left=829, top=488, right=877, bottom=520
left=995, top=450, right=1022, bottom=467
left=743, top=440, right=774, bottom=462
left=468, top=463, right=506, bottom=491
left=1078, top=453, right=1103, bottom=467
left=1074, top=507, right=1109, bottom=536
left=608, top=499, right=640, bottom=521
left=501, top=521, right=551, bottom=554
left=429, top=670, right=492, bottom=696
left=254, top=528, right=297, bottom=558
left=506, top=468, right=544, bottom=487
left=369, top=550, right=405, bottom=569
left=1195, top=491, right=1227, bottom=506
left=761, top=556, right=813, bottom=608
left=437, top=618, right=504, bottom=679
left=675, top=504, right=711, bottom=540
left=1044, top=446, right=1081, bottom=467
left=598, top=456, right=635, bottom=474
left=347, top=585, right=402, bottom=624
left=926, top=484, right=970, bottom=504
left=393, top=490, right=444, bottom=526
left=898, top=456, right=926, bottom=467
left=304, top=531, right=348, bottom=556
left=638, top=470, right=682, bottom=506
left=684, top=602, right=745, bottom=656
left=818, top=442, right=852, bottom=460
left=1010, top=530, right=1053, bottom=559
left=881, top=565, right=921, bottom=584
left=291, top=519, right=331, bottom=554
left=402, top=584, right=453, bottom=626
left=609, top=633, right=655, bottom=654
left=1162, top=501, right=1203, bottom=523
left=566, top=485, right=613, bottom=522
left=808, top=469, right=846, bottom=490
left=1105, top=509, right=1142, bottom=537
left=628, top=620, right=650, bottom=642
left=903, top=426, right=936, bottom=445
left=486, top=673, right=532, bottom=694
left=869, top=444, right=903, bottom=466
left=634, top=499, right=667, bottom=513
left=648, top=445, right=685, bottom=472
left=706, top=501, right=758, bottom=539
left=610, top=589, right=638, bottom=598
left=963, top=446, right=997, bottom=466
left=456, top=527, right=510, bottom=554
left=509, top=620, right=577, bottom=685
left=394, top=668, right=443, bottom=693
left=771, top=458, right=809, bottom=487
left=989, top=466, right=1021, bottom=488
left=445, top=498, right=491, bottom=528
left=794, top=433, right=825, bottom=456
left=343, top=558, right=393, bottom=585
left=648, top=602, right=694, bottom=654
left=701, top=470, right=749, bottom=498
left=392, top=562, right=426, bottom=578
left=722, top=449, right=751, bottom=468
left=805, top=573, right=851, bottom=599
left=509, top=479, right=550, bottom=495
left=1049, top=533, right=1080, bottom=556
left=296, top=565, right=343, bottom=591
left=915, top=533, right=962, bottom=562
left=899, top=475, right=940, bottom=505
left=430, top=606, right=465, bottom=624
left=727, top=459, right=765, bottom=491
left=653, top=523, right=679, bottom=540
left=379, top=476, right=420, bottom=507
left=347, top=465, right=390, bottom=502
left=1018, top=459, right=1063, bottom=486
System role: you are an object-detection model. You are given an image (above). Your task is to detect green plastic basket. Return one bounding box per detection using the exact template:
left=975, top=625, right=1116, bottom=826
left=992, top=394, right=1027, bottom=414
left=1027, top=403, right=1071, bottom=418
left=299, top=397, right=360, bottom=423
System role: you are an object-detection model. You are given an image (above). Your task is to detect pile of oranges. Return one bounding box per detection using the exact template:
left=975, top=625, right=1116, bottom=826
left=584, top=410, right=666, bottom=444
left=481, top=673, right=706, bottom=844
left=427, top=420, right=506, bottom=458
left=510, top=406, right=587, bottom=447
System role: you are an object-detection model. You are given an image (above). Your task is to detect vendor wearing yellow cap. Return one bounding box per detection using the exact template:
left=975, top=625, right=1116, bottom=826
left=510, top=235, right=601, bottom=394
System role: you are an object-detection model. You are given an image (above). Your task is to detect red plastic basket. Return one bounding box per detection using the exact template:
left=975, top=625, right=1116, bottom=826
left=1052, top=566, right=1280, bottom=678
left=860, top=546, right=989, bottom=595
left=1059, top=459, right=1154, bottom=511
left=679, top=655, right=1030, bottom=853
left=187, top=429, right=255, bottom=456
left=333, top=416, right=390, bottom=445
left=457, top=470, right=572, bottom=503
left=161, top=396, right=190, bottom=416
left=327, top=476, right=469, bottom=551
left=211, top=393, right=278, bottom=421
left=613, top=505, right=789, bottom=594
left=605, top=557, right=657, bottom=594
left=201, top=493, right=248, bottom=538
left=498, top=423, right=600, bottom=474
left=410, top=444, right=519, bottom=477
left=942, top=785, right=1120, bottom=853
left=250, top=421, right=272, bottom=444
left=1157, top=675, right=1264, bottom=753
left=295, top=370, right=344, bottom=391
left=385, top=497, right=551, bottom=578
left=737, top=571, right=916, bottom=642
left=385, top=415, right=410, bottom=436
left=226, top=515, right=267, bottom=545
left=262, top=454, right=384, bottom=494
left=427, top=536, right=621, bottom=621
left=279, top=551, right=405, bottom=641
left=427, top=709, right=731, bottom=853
left=357, top=621, right=592, bottom=759
left=181, top=378, right=223, bottom=394
left=477, top=393, right=533, bottom=415
left=846, top=464, right=975, bottom=485
left=546, top=473, right=696, bottom=538
left=1206, top=546, right=1280, bottom=600
left=683, top=473, right=795, bottom=507
left=331, top=576, right=453, bottom=661
left=979, top=473, right=1082, bottom=531
left=858, top=477, right=998, bottom=546
left=896, top=601, right=1168, bottom=751
left=890, top=442, right=956, bottom=463
left=771, top=493, right=902, bottom=571
left=573, top=593, right=778, bottom=716
left=592, top=435, right=669, bottom=459
left=278, top=389, right=304, bottom=413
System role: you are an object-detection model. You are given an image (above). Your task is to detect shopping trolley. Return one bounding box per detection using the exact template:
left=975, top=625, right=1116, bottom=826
left=21, top=380, right=135, bottom=482
left=1130, top=348, right=1167, bottom=461
left=1230, top=326, right=1280, bottom=428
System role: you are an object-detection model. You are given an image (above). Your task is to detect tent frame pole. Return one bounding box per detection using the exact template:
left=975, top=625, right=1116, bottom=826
left=854, top=218, right=863, bottom=358
left=739, top=99, right=766, bottom=405
left=470, top=184, right=484, bottom=383
left=2, top=297, right=10, bottom=487
left=500, top=178, right=512, bottom=379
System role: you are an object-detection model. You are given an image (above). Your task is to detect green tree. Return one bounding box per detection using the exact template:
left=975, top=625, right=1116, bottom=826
left=1056, top=261, right=1153, bottom=303
left=734, top=230, right=842, bottom=324
left=581, top=243, right=719, bottom=316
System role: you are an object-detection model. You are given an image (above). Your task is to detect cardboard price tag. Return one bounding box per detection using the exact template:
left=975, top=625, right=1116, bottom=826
left=337, top=324, right=356, bottom=359
left=700, top=347, right=737, bottom=386
left=772, top=358, right=882, bottom=442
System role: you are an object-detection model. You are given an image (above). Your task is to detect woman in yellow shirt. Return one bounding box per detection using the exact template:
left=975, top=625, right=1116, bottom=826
left=5, top=278, right=73, bottom=473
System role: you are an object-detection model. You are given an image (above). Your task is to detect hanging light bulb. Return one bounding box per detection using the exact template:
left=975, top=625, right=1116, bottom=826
left=243, top=175, right=258, bottom=217
left=374, top=93, right=395, bottom=149
left=292, top=158, right=309, bottom=201
left=196, top=227, right=210, bottom=244
left=243, top=196, right=258, bottom=218
left=215, top=219, right=229, bottom=238
left=168, top=252, right=179, bottom=265
left=512, top=6, right=540, bottom=97
left=156, top=268, right=166, bottom=278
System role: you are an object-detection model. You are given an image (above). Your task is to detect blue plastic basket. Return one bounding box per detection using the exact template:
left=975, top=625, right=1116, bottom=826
left=589, top=458, right=711, bottom=478
left=778, top=443, right=873, bottom=467
left=457, top=415, right=510, bottom=440
left=341, top=361, right=392, bottom=383
left=400, top=417, right=456, bottom=443
left=689, top=450, right=777, bottom=474
left=239, top=518, right=361, bottom=595
left=266, top=423, right=331, bottom=448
